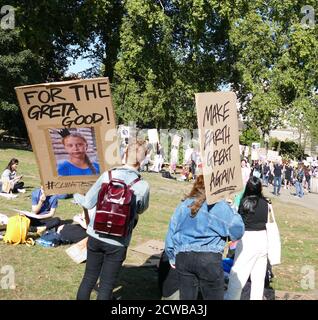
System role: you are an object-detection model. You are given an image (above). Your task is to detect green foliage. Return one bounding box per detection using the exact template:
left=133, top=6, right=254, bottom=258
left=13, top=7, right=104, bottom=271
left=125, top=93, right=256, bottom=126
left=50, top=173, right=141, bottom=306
left=239, top=127, right=261, bottom=146
left=0, top=0, right=317, bottom=146
left=271, top=140, right=305, bottom=160
left=0, top=29, right=43, bottom=136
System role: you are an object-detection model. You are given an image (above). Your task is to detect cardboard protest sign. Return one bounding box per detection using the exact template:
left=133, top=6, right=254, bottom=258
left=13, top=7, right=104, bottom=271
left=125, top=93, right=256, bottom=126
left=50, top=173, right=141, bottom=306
left=267, top=150, right=279, bottom=162
left=251, top=142, right=261, bottom=160
left=131, top=240, right=165, bottom=257
left=171, top=134, right=181, bottom=147
left=65, top=237, right=88, bottom=264
left=119, top=125, right=130, bottom=139
left=306, top=157, right=313, bottom=163
left=15, top=78, right=120, bottom=195
left=258, top=148, right=267, bottom=161
left=195, top=92, right=243, bottom=205
left=184, top=147, right=193, bottom=164
left=170, top=146, right=179, bottom=164
left=148, top=129, right=159, bottom=144
left=244, top=146, right=249, bottom=158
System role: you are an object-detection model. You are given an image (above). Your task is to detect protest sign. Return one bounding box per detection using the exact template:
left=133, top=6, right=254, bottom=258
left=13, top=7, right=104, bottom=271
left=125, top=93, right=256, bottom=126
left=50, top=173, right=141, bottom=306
left=65, top=237, right=88, bottom=264
left=267, top=150, right=279, bottom=162
left=306, top=157, right=313, bottom=163
left=251, top=142, right=260, bottom=160
left=195, top=91, right=243, bottom=204
left=170, top=146, right=179, bottom=164
left=119, top=125, right=130, bottom=139
left=148, top=129, right=159, bottom=144
left=258, top=148, right=267, bottom=160
left=184, top=147, right=193, bottom=164
left=15, top=78, right=120, bottom=195
left=171, top=134, right=181, bottom=147
left=244, top=146, right=249, bottom=158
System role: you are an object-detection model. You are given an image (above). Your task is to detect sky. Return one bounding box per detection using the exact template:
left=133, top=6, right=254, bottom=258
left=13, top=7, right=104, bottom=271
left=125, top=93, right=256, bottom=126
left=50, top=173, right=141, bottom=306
left=66, top=56, right=93, bottom=75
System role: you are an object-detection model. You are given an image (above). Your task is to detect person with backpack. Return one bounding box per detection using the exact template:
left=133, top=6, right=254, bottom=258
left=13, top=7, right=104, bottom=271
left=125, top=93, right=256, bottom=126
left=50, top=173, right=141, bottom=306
left=304, top=165, right=312, bottom=193
left=225, top=177, right=274, bottom=300
left=273, top=161, right=283, bottom=196
left=294, top=164, right=304, bottom=198
left=284, top=162, right=293, bottom=190
left=262, top=162, right=270, bottom=187
left=74, top=139, right=150, bottom=300
left=165, top=175, right=245, bottom=300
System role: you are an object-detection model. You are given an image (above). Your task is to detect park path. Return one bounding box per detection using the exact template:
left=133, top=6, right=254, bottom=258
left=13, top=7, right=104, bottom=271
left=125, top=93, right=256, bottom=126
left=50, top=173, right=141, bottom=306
left=263, top=184, right=318, bottom=213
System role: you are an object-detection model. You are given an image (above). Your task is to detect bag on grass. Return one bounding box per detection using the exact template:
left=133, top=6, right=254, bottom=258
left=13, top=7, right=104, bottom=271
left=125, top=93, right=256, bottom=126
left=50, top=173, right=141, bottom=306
left=3, top=214, right=33, bottom=245
left=36, top=230, right=62, bottom=247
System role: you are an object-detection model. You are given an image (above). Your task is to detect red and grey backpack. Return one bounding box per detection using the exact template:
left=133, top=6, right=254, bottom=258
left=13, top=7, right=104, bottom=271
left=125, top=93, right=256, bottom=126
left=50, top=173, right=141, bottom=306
left=93, top=170, right=140, bottom=237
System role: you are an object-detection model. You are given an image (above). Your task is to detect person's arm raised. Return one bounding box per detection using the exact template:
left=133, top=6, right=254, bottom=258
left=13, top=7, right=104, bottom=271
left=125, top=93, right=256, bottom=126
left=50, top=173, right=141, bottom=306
left=32, top=192, right=46, bottom=214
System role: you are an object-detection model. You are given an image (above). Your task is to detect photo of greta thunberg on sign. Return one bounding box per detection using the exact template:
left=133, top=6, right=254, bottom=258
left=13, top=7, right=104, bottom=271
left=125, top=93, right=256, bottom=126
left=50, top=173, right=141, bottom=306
left=49, top=127, right=100, bottom=177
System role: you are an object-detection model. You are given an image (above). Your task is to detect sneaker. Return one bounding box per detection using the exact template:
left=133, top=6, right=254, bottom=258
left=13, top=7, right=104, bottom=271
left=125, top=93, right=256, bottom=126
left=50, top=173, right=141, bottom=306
left=17, top=188, right=26, bottom=193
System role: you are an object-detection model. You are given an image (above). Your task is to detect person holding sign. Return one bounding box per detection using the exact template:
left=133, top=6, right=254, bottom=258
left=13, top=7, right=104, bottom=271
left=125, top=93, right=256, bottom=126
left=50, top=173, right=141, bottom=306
left=1, top=158, right=25, bottom=193
left=165, top=175, right=245, bottom=300
left=225, top=177, right=272, bottom=300
left=57, top=129, right=100, bottom=176
left=74, top=139, right=150, bottom=300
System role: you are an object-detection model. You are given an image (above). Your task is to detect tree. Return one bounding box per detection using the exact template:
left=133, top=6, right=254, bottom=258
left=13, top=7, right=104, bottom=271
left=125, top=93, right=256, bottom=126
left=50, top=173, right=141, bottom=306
left=239, top=126, right=261, bottom=146
left=0, top=29, right=43, bottom=136
left=112, top=0, right=232, bottom=129
left=226, top=0, right=318, bottom=146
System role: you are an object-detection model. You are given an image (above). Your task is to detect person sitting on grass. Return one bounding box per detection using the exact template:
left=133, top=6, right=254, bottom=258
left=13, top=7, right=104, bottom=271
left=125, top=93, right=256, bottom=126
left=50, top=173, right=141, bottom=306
left=178, top=165, right=190, bottom=182
left=29, top=187, right=61, bottom=235
left=1, top=158, right=25, bottom=193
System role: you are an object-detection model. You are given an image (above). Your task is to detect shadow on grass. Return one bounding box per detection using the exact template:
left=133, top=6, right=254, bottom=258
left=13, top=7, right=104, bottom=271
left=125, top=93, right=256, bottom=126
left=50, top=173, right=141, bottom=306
left=0, top=141, right=32, bottom=151
left=115, top=265, right=161, bottom=300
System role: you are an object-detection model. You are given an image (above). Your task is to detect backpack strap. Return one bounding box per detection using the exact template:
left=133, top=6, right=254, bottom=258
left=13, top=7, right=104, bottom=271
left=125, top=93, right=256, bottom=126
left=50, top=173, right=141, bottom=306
left=111, top=168, right=141, bottom=187
left=128, top=176, right=141, bottom=188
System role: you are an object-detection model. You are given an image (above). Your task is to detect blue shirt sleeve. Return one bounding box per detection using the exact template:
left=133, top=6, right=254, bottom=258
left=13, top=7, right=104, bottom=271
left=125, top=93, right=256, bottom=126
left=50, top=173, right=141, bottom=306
left=74, top=171, right=108, bottom=209
left=49, top=196, right=59, bottom=209
left=31, top=189, right=40, bottom=206
left=209, top=201, right=245, bottom=241
left=165, top=202, right=183, bottom=265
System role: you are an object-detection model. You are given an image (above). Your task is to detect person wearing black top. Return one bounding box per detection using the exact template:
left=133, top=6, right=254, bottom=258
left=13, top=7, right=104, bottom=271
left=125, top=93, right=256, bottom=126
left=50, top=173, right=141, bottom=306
left=273, top=162, right=283, bottom=195
left=284, top=163, right=293, bottom=190
left=262, top=162, right=270, bottom=187
left=225, top=177, right=272, bottom=300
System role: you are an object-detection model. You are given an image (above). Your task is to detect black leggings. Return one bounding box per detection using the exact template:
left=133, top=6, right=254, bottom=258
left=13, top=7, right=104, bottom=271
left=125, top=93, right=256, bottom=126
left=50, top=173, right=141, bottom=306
left=12, top=182, right=24, bottom=193
left=77, top=236, right=127, bottom=300
left=29, top=217, right=61, bottom=231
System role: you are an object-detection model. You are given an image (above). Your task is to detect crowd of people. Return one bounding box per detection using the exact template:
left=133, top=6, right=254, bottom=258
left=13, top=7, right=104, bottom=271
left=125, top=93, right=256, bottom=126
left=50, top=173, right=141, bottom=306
left=242, top=158, right=318, bottom=198
left=122, top=139, right=202, bottom=182
left=1, top=144, right=317, bottom=300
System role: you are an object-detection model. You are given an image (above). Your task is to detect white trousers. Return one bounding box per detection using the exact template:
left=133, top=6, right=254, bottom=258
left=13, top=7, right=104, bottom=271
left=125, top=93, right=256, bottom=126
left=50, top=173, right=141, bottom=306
left=225, top=230, right=268, bottom=300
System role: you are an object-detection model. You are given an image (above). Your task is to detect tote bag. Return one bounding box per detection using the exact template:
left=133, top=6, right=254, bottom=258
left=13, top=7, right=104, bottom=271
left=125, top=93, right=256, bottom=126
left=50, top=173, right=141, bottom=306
left=266, top=204, right=281, bottom=265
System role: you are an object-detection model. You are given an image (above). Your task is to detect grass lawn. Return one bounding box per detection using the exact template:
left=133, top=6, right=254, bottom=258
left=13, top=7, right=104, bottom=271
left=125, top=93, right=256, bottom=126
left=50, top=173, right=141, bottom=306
left=0, top=147, right=318, bottom=299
